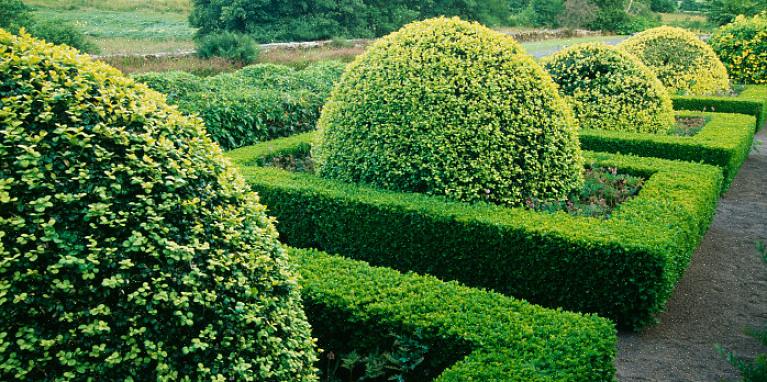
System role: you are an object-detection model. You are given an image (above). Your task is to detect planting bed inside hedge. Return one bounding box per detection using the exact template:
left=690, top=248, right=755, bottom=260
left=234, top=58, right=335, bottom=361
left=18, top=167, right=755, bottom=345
left=671, top=85, right=767, bottom=131
left=580, top=111, right=755, bottom=191
left=294, top=247, right=617, bottom=381
left=227, top=133, right=722, bottom=329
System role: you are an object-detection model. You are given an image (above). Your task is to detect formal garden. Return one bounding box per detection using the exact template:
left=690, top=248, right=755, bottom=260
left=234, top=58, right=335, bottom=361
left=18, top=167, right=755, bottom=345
left=1, top=1, right=767, bottom=381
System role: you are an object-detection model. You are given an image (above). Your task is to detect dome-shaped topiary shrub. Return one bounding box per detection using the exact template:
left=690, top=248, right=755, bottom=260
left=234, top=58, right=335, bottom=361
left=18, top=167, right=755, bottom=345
left=315, top=17, right=584, bottom=207
left=0, top=30, right=317, bottom=381
left=710, top=13, right=767, bottom=85
left=618, top=26, right=731, bottom=96
left=542, top=43, right=675, bottom=134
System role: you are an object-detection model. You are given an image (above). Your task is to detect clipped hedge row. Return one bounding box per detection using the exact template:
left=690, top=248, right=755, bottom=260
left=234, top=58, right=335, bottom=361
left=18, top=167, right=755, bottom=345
left=133, top=62, right=346, bottom=150
left=672, top=85, right=767, bottom=130
left=227, top=133, right=723, bottom=329
left=294, top=247, right=617, bottom=381
left=580, top=112, right=755, bottom=191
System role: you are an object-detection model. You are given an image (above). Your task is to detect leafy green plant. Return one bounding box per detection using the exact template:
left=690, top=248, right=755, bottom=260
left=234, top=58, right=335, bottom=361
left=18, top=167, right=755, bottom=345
left=321, top=334, right=429, bottom=382
left=315, top=17, right=584, bottom=207
left=196, top=31, right=260, bottom=63
left=542, top=42, right=675, bottom=134
left=0, top=29, right=316, bottom=381
left=710, top=13, right=767, bottom=85
left=618, top=26, right=731, bottom=96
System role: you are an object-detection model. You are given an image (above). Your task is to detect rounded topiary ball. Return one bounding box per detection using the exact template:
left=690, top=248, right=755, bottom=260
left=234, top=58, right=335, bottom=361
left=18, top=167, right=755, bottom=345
left=618, top=26, right=730, bottom=96
left=710, top=13, right=767, bottom=85
left=542, top=43, right=675, bottom=134
left=0, top=30, right=317, bottom=381
left=315, top=17, right=584, bottom=206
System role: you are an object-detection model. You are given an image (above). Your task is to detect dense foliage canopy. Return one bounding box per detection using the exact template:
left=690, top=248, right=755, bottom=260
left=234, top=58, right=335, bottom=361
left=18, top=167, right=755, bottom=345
left=316, top=17, right=584, bottom=207
left=543, top=43, right=675, bottom=133
left=0, top=30, right=317, bottom=381
left=619, top=26, right=730, bottom=95
left=710, top=13, right=767, bottom=84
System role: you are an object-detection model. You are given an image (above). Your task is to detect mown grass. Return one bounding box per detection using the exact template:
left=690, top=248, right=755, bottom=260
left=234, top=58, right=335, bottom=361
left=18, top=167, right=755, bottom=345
left=658, top=12, right=715, bottom=32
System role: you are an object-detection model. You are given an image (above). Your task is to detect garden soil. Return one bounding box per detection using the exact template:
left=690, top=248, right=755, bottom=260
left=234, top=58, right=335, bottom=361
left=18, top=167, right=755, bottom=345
left=617, top=127, right=767, bottom=381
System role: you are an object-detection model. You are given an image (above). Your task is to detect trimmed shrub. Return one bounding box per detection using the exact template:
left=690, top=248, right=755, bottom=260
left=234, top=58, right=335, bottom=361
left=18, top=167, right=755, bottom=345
left=295, top=248, right=617, bottom=381
left=580, top=112, right=755, bottom=191
left=0, top=30, right=317, bottom=380
left=672, top=84, right=767, bottom=130
left=542, top=43, right=675, bottom=134
left=228, top=133, right=723, bottom=329
left=196, top=31, right=260, bottom=63
left=316, top=17, right=584, bottom=207
left=710, top=13, right=767, bottom=85
left=618, top=26, right=731, bottom=96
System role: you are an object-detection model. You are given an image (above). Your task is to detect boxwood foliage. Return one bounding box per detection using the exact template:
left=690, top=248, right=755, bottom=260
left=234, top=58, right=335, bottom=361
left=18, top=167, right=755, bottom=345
left=580, top=112, right=755, bottom=191
left=0, top=30, right=317, bottom=381
left=294, top=248, right=617, bottom=381
left=315, top=17, right=584, bottom=207
left=542, top=43, right=675, bottom=134
left=618, top=26, right=731, bottom=96
left=672, top=85, right=767, bottom=130
left=227, top=133, right=723, bottom=330
left=133, top=61, right=346, bottom=150
left=710, top=13, right=767, bottom=85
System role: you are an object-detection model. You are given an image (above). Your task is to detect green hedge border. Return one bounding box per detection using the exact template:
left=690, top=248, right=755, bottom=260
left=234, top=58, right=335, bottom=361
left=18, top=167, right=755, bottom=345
left=672, top=85, right=767, bottom=131
left=227, top=134, right=722, bottom=329
left=580, top=111, right=755, bottom=191
left=294, top=247, right=617, bottom=381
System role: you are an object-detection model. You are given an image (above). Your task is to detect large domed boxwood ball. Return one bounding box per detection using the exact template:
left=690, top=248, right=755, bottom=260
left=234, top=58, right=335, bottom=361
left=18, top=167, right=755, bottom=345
left=542, top=43, right=675, bottom=134
left=0, top=30, right=317, bottom=381
left=618, top=26, right=731, bottom=96
left=710, top=13, right=767, bottom=85
left=315, top=17, right=584, bottom=207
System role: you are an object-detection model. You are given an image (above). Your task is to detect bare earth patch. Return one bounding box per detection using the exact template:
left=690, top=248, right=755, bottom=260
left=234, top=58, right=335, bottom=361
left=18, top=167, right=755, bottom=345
left=617, top=128, right=767, bottom=381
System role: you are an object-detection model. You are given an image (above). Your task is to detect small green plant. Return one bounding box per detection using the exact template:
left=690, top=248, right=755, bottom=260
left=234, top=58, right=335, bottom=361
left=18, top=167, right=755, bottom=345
left=196, top=31, right=260, bottom=63
left=321, top=333, right=429, bottom=382
left=525, top=167, right=645, bottom=218
left=717, top=242, right=767, bottom=382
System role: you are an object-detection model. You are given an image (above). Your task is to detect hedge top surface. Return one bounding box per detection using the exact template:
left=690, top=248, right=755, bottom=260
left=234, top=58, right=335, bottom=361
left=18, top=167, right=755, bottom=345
left=542, top=42, right=675, bottom=134
left=618, top=26, right=731, bottom=96
left=295, top=248, right=617, bottom=381
left=315, top=17, right=584, bottom=207
left=710, top=13, right=767, bottom=85
left=0, top=30, right=316, bottom=381
left=228, top=132, right=723, bottom=329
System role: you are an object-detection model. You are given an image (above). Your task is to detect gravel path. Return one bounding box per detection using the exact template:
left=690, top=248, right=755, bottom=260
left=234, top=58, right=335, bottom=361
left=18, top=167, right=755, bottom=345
left=617, top=127, right=767, bottom=381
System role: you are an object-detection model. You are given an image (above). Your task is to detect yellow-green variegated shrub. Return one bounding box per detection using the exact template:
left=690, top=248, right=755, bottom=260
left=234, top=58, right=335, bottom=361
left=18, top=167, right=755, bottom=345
left=542, top=43, right=675, bottom=134
left=618, top=26, right=731, bottom=96
left=710, top=13, right=767, bottom=85
left=315, top=17, right=584, bottom=207
left=0, top=30, right=317, bottom=381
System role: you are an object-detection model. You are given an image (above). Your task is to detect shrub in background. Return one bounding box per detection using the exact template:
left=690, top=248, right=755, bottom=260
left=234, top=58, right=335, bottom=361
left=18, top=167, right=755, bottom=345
left=0, top=0, right=98, bottom=53
left=706, top=0, right=767, bottom=26
left=315, top=17, right=584, bottom=207
left=196, top=31, right=260, bottom=63
left=710, top=13, right=767, bottom=85
left=135, top=61, right=347, bottom=150
left=542, top=43, right=675, bottom=134
left=0, top=30, right=317, bottom=381
left=619, top=26, right=731, bottom=95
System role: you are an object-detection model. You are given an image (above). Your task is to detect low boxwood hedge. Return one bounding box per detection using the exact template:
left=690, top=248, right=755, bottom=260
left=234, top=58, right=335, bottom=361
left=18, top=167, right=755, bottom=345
left=227, top=133, right=723, bottom=329
left=580, top=111, right=755, bottom=191
left=671, top=85, right=767, bottom=130
left=294, top=247, right=617, bottom=381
